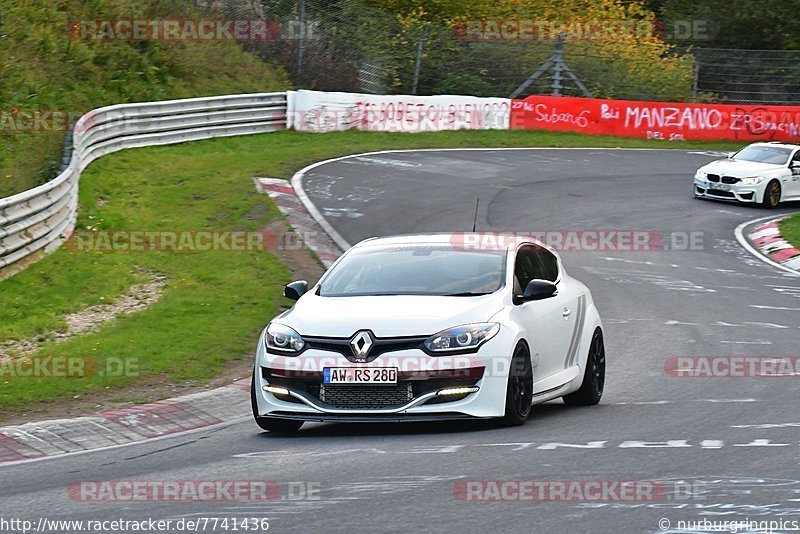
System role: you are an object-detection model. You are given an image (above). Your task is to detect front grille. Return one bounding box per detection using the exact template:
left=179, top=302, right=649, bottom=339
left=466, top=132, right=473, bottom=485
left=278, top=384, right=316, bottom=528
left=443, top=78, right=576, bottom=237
left=263, top=367, right=482, bottom=409
left=707, top=174, right=720, bottom=182
left=319, top=384, right=413, bottom=408
left=721, top=176, right=739, bottom=184
left=303, top=335, right=428, bottom=363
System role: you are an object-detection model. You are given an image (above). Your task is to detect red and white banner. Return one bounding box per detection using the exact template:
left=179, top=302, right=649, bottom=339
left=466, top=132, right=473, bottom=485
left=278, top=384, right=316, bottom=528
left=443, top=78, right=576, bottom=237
left=288, top=90, right=511, bottom=133
left=511, top=95, right=800, bottom=142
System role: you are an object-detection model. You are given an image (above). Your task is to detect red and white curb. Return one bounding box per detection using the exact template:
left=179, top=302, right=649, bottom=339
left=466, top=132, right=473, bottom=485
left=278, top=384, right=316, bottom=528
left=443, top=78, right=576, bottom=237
left=748, top=216, right=800, bottom=272
left=0, top=380, right=250, bottom=465
left=255, top=177, right=343, bottom=267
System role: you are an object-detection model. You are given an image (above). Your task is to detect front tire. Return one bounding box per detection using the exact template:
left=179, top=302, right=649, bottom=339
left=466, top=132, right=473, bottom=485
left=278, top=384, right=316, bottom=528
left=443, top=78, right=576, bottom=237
left=762, top=180, right=781, bottom=209
left=251, top=373, right=304, bottom=433
left=563, top=328, right=605, bottom=406
left=502, top=343, right=533, bottom=426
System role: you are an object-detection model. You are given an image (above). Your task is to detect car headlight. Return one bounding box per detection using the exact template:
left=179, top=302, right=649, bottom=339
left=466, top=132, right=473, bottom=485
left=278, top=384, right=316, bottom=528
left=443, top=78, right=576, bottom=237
left=695, top=170, right=707, bottom=179
left=740, top=176, right=766, bottom=186
left=424, top=323, right=500, bottom=353
left=265, top=323, right=305, bottom=354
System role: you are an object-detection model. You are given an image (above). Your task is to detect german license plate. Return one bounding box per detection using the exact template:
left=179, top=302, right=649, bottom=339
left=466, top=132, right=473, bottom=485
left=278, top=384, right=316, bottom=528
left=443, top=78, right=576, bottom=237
left=323, top=367, right=398, bottom=384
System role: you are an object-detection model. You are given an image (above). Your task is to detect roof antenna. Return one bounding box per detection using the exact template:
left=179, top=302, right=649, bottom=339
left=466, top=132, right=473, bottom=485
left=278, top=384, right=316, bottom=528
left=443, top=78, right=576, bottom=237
left=471, top=198, right=480, bottom=232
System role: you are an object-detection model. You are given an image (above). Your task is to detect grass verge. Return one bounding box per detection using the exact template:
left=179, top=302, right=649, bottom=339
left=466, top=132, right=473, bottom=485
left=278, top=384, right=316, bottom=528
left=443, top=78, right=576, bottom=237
left=0, top=129, right=743, bottom=416
left=779, top=214, right=800, bottom=251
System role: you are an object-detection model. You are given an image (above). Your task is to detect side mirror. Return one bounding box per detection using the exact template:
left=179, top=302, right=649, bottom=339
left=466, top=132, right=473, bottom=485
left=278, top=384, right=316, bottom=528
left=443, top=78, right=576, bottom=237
left=791, top=161, right=800, bottom=168
left=284, top=280, right=308, bottom=301
left=519, top=279, right=558, bottom=302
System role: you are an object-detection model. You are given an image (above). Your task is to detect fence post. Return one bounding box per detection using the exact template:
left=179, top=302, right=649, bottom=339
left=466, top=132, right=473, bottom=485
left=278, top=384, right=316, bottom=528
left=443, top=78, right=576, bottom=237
left=691, top=57, right=700, bottom=102
left=411, top=24, right=432, bottom=95
left=296, top=0, right=306, bottom=73
left=551, top=34, right=565, bottom=96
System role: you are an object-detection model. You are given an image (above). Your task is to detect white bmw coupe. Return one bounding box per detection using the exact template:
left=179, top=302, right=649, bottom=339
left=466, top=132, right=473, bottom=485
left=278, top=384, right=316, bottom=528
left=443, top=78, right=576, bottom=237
left=693, top=142, right=800, bottom=208
left=252, top=233, right=605, bottom=432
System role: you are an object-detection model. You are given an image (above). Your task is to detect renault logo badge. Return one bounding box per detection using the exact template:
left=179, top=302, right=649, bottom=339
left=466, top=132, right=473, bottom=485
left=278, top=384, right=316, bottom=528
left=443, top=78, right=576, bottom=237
left=350, top=331, right=374, bottom=358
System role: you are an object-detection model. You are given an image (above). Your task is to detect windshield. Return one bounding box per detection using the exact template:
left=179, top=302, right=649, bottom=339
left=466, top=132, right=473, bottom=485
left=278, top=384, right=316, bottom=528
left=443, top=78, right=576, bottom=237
left=732, top=145, right=791, bottom=165
left=318, top=245, right=507, bottom=297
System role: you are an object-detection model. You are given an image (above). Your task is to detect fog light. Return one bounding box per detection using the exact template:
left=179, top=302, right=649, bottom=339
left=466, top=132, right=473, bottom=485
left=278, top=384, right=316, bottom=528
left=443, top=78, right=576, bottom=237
left=437, top=386, right=480, bottom=396
left=264, top=385, right=290, bottom=396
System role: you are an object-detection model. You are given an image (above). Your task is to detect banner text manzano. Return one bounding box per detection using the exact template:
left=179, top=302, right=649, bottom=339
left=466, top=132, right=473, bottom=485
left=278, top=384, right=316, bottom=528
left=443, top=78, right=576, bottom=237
left=512, top=96, right=800, bottom=142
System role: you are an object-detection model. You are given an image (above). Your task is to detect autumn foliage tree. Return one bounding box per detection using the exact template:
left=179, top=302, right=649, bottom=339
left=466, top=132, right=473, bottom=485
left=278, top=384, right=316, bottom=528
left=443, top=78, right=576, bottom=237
left=350, top=0, right=696, bottom=100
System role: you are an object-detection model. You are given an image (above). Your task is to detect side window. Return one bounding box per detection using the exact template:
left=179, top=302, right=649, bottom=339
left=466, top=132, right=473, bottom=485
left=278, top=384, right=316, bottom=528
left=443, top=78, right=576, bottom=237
left=513, top=245, right=560, bottom=294
left=534, top=247, right=559, bottom=282
left=513, top=247, right=537, bottom=295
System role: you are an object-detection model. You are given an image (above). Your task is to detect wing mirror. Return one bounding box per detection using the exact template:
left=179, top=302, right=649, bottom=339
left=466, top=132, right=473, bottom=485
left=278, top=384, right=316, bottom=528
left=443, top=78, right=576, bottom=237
left=791, top=161, right=800, bottom=169
left=284, top=280, right=308, bottom=301
left=518, top=279, right=558, bottom=302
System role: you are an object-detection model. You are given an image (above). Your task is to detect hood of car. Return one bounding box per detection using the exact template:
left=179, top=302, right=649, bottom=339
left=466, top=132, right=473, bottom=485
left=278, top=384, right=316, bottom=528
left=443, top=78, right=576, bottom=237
left=276, top=293, right=505, bottom=338
left=701, top=159, right=784, bottom=177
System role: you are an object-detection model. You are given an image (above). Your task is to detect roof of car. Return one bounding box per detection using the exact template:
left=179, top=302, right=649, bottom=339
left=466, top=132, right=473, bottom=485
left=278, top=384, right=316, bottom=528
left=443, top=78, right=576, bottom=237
left=353, top=233, right=545, bottom=251
left=750, top=142, right=800, bottom=151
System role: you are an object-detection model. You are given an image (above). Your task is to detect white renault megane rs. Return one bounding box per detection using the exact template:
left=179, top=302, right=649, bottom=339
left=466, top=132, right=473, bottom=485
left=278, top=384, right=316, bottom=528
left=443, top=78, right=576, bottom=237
left=251, top=233, right=605, bottom=432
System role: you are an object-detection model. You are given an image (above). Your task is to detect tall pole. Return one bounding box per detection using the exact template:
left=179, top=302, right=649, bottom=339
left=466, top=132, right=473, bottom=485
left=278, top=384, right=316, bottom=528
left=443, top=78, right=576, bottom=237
left=296, top=0, right=306, bottom=75
left=412, top=25, right=432, bottom=95
left=551, top=34, right=565, bottom=96
left=691, top=57, right=700, bottom=102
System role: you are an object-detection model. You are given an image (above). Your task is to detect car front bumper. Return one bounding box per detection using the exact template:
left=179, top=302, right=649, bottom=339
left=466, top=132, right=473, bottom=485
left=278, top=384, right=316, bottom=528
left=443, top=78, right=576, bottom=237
left=693, top=178, right=760, bottom=203
left=252, top=329, right=515, bottom=421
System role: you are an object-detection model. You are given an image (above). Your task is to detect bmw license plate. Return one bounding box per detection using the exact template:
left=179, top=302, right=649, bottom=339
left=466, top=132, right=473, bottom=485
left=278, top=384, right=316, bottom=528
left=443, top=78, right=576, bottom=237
left=323, top=367, right=398, bottom=385
left=709, top=182, right=731, bottom=191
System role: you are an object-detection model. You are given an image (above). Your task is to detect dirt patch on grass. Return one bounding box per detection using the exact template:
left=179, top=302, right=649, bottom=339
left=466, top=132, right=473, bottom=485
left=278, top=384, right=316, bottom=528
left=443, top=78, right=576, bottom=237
left=0, top=272, right=168, bottom=358
left=0, top=221, right=328, bottom=426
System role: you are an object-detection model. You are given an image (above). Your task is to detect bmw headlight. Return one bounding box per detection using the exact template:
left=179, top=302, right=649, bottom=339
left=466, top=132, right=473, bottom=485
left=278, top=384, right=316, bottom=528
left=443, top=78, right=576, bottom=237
left=424, top=323, right=500, bottom=353
left=695, top=170, right=708, bottom=179
left=740, top=176, right=766, bottom=186
left=265, top=323, right=305, bottom=354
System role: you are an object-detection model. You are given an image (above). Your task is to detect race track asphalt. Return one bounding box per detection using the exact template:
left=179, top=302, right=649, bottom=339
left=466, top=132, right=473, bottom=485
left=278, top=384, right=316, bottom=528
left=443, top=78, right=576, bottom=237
left=2, top=148, right=799, bottom=534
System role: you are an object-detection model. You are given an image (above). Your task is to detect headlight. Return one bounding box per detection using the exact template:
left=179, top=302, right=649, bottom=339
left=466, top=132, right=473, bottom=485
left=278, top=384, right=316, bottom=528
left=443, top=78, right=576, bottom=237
left=740, top=176, right=766, bottom=186
left=424, top=323, right=500, bottom=353
left=695, top=170, right=707, bottom=179
left=265, top=323, right=305, bottom=354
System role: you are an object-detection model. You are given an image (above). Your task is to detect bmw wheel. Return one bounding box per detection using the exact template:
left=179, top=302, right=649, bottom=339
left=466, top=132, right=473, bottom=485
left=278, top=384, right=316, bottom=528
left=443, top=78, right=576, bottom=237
left=762, top=180, right=781, bottom=209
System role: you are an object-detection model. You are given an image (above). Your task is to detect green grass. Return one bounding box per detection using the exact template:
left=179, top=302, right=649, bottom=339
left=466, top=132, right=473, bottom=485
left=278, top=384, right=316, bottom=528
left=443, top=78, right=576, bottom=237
left=779, top=214, right=800, bottom=250
left=0, top=129, right=743, bottom=413
left=0, top=0, right=290, bottom=197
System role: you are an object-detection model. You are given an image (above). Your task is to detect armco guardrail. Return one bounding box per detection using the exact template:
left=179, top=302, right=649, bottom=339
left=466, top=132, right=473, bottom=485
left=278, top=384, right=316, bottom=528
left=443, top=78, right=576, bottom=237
left=0, top=92, right=287, bottom=280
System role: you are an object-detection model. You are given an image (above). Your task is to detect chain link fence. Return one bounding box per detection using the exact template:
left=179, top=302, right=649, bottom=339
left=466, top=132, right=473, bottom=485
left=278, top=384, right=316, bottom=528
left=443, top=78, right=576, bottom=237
left=210, top=0, right=800, bottom=105
left=692, top=48, right=800, bottom=105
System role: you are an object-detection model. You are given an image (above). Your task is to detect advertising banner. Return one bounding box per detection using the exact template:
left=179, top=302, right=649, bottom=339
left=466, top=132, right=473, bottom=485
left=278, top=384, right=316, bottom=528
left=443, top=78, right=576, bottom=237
left=288, top=90, right=511, bottom=132
left=511, top=95, right=800, bottom=142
